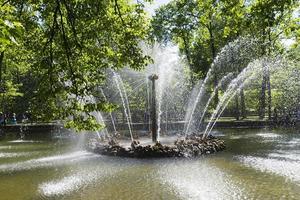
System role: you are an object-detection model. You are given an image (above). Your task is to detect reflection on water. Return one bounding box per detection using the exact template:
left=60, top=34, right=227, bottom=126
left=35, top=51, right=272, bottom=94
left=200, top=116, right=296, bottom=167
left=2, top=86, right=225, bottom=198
left=39, top=162, right=122, bottom=197
left=0, top=152, right=35, bottom=158
left=8, top=140, right=43, bottom=143
left=238, top=155, right=300, bottom=183
left=255, top=132, right=281, bottom=138
left=269, top=150, right=300, bottom=161
left=0, top=129, right=300, bottom=200
left=158, top=160, right=246, bottom=200
left=0, top=151, right=98, bottom=172
left=40, top=174, right=86, bottom=197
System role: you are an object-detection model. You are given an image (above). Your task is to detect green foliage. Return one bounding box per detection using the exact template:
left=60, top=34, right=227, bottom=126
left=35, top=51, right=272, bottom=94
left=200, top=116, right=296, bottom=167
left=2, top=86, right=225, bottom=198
left=65, top=115, right=105, bottom=132
left=0, top=0, right=152, bottom=131
left=151, top=0, right=248, bottom=78
left=0, top=2, right=23, bottom=51
left=0, top=0, right=299, bottom=129
left=151, top=0, right=299, bottom=118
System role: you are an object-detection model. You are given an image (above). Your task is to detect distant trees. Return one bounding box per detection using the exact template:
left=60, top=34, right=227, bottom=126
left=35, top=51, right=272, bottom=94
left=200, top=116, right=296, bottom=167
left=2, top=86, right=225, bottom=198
left=151, top=0, right=299, bottom=120
left=0, top=0, right=299, bottom=130
left=247, top=0, right=298, bottom=119
left=152, top=0, right=247, bottom=104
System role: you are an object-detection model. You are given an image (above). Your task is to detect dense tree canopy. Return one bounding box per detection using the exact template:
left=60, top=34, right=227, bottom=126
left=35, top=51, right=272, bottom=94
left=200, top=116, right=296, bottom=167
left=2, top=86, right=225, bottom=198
left=0, top=0, right=299, bottom=131
left=152, top=0, right=299, bottom=119
left=0, top=0, right=152, bottom=130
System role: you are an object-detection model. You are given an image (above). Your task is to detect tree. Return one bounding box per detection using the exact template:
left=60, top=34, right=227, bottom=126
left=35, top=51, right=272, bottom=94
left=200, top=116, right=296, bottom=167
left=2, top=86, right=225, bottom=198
left=152, top=0, right=247, bottom=105
left=0, top=1, right=24, bottom=114
left=1, top=0, right=152, bottom=131
left=247, top=0, right=298, bottom=119
left=151, top=0, right=199, bottom=83
left=152, top=0, right=299, bottom=120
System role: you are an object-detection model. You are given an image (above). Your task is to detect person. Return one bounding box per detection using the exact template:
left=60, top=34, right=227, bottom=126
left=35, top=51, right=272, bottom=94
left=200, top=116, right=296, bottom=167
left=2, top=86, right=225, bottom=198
left=11, top=113, right=17, bottom=124
left=22, top=113, right=28, bottom=123
left=3, top=113, right=7, bottom=125
left=0, top=112, right=4, bottom=125
left=24, top=111, right=32, bottom=123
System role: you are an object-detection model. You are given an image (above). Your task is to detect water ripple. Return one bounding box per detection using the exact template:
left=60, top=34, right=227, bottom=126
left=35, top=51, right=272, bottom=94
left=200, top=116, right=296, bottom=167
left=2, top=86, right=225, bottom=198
left=256, top=133, right=281, bottom=138
left=38, top=163, right=122, bottom=197
left=0, top=151, right=98, bottom=172
left=0, top=146, right=13, bottom=150
left=8, top=140, right=43, bottom=143
left=238, top=156, right=300, bottom=183
left=0, top=152, right=34, bottom=158
left=158, top=160, right=246, bottom=200
left=39, top=173, right=92, bottom=197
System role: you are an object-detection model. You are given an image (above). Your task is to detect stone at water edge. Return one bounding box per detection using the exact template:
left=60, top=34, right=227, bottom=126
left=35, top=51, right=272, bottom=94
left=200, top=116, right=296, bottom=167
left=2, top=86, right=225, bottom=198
left=88, top=136, right=225, bottom=158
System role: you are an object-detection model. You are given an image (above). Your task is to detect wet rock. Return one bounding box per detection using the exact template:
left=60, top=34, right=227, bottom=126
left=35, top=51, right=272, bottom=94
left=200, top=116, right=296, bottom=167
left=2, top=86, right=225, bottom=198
left=89, top=136, right=225, bottom=158
left=108, top=138, right=119, bottom=146
left=131, top=140, right=140, bottom=149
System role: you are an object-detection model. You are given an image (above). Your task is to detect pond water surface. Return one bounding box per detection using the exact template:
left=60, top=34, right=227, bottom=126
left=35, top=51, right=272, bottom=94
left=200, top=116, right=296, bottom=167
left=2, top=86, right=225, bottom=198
left=0, top=128, right=300, bottom=200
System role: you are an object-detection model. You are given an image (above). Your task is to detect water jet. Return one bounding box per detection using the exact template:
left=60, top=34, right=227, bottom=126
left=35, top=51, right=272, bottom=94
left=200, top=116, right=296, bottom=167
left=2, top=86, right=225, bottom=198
left=87, top=44, right=229, bottom=158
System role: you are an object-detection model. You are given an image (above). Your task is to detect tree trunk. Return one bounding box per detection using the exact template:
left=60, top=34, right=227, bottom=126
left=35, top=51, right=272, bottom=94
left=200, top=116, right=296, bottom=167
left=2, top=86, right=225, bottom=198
left=267, top=70, right=272, bottom=120
left=267, top=32, right=272, bottom=120
left=214, top=73, right=218, bottom=106
left=182, top=35, right=194, bottom=85
left=0, top=51, right=4, bottom=114
left=240, top=88, right=246, bottom=119
left=235, top=93, right=240, bottom=120
left=122, top=111, right=125, bottom=124
left=259, top=67, right=267, bottom=119
left=0, top=51, right=4, bottom=83
left=258, top=29, right=267, bottom=120
left=208, top=24, right=218, bottom=106
left=259, top=30, right=272, bottom=120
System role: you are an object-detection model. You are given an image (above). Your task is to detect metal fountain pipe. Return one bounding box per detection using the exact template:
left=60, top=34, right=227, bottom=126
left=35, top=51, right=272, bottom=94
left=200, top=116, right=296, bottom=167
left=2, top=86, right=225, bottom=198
left=149, top=74, right=159, bottom=143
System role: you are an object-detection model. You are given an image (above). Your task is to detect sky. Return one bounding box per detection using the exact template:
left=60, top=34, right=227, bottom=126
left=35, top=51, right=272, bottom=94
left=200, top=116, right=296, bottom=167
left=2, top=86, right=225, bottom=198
left=145, top=0, right=171, bottom=15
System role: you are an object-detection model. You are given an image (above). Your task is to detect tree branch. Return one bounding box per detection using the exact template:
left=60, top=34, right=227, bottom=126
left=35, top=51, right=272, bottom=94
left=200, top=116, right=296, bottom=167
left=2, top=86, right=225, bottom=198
left=61, top=0, right=82, bottom=50
left=57, top=0, right=79, bottom=97
left=114, top=0, right=125, bottom=25
left=1, top=0, right=10, bottom=7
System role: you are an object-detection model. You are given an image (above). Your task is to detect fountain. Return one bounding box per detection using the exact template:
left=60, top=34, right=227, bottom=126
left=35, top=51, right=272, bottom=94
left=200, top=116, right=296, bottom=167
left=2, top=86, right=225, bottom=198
left=87, top=38, right=288, bottom=158
left=87, top=44, right=228, bottom=157
left=0, top=33, right=298, bottom=198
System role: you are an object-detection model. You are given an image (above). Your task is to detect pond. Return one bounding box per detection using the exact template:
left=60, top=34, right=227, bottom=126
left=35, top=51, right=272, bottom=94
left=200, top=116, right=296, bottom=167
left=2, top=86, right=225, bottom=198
left=0, top=128, right=299, bottom=200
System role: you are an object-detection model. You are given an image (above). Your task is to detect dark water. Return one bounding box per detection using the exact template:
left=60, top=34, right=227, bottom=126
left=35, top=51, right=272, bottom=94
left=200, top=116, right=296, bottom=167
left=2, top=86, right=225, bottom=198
left=0, top=128, right=300, bottom=200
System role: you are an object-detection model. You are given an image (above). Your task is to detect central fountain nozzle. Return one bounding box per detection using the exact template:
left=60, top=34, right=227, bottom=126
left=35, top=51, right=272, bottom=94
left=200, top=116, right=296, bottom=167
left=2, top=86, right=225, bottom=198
left=149, top=74, right=159, bottom=143
left=148, top=74, right=158, bottom=81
